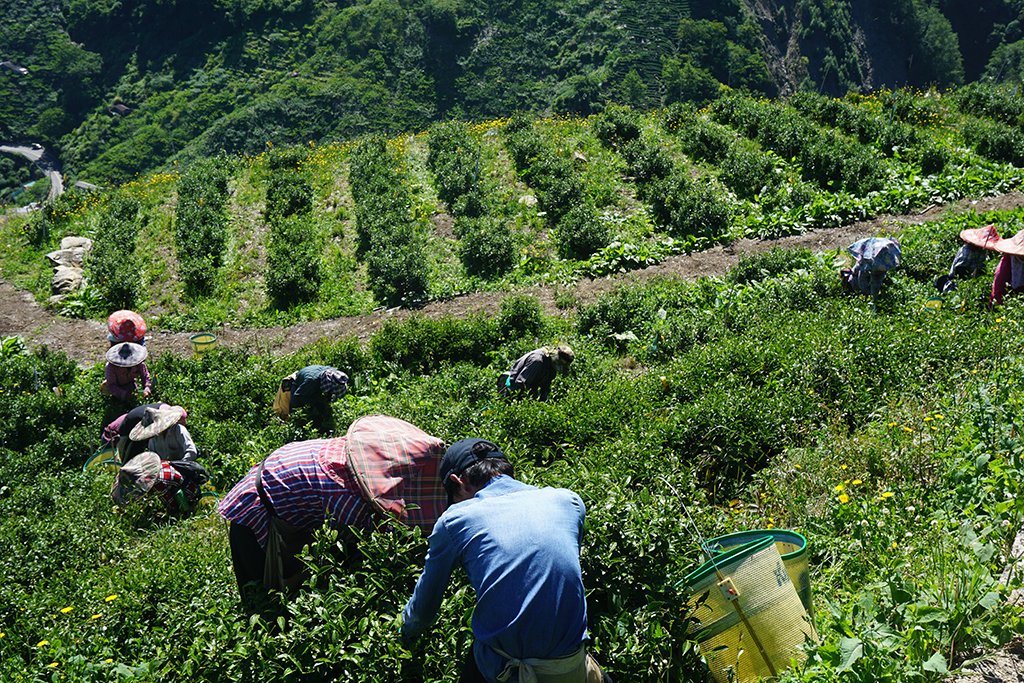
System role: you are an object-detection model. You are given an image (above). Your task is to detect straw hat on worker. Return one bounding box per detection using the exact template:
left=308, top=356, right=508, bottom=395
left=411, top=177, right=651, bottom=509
left=129, top=405, right=198, bottom=462
left=989, top=230, right=1024, bottom=307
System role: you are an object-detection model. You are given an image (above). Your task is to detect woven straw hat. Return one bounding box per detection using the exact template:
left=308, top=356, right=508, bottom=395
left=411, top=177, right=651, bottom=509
left=959, top=224, right=1000, bottom=250
left=994, top=231, right=1024, bottom=257
left=129, top=405, right=186, bottom=442
left=105, top=342, right=148, bottom=368
left=111, top=451, right=161, bottom=504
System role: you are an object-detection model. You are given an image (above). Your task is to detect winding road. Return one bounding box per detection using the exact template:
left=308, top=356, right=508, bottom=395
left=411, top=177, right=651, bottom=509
left=0, top=143, right=64, bottom=201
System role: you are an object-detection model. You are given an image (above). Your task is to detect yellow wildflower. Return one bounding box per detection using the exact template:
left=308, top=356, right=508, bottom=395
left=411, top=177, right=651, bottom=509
left=923, top=416, right=933, bottom=422
left=794, top=463, right=802, bottom=470
left=60, top=606, right=73, bottom=614
left=37, top=640, right=49, bottom=647
left=840, top=464, right=848, bottom=470
left=934, top=414, right=944, bottom=420
left=880, top=492, right=894, bottom=499
left=105, top=659, right=113, bottom=664
left=834, top=484, right=846, bottom=492
left=48, top=662, right=58, bottom=668
left=104, top=594, right=118, bottom=602
left=852, top=479, right=863, bottom=485
left=838, top=494, right=850, bottom=504
left=891, top=541, right=898, bottom=550
left=91, top=614, right=102, bottom=620
left=903, top=426, right=914, bottom=433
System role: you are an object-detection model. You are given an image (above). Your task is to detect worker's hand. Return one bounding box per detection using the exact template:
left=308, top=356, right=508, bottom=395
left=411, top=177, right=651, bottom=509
left=143, top=387, right=151, bottom=397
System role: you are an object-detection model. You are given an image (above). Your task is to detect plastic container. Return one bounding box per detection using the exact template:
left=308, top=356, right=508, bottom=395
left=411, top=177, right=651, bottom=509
left=704, top=529, right=812, bottom=617
left=685, top=538, right=816, bottom=683
left=83, top=446, right=120, bottom=472
left=189, top=333, right=217, bottom=355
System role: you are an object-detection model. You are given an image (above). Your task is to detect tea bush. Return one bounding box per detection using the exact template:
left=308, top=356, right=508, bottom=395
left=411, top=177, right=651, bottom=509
left=265, top=214, right=323, bottom=308
left=455, top=214, right=517, bottom=279
left=591, top=104, right=642, bottom=150
left=953, top=82, right=1024, bottom=127
left=426, top=121, right=485, bottom=215
left=962, top=118, right=1024, bottom=167
left=350, top=135, right=430, bottom=305
left=554, top=203, right=610, bottom=260
left=497, top=293, right=545, bottom=340
left=264, top=173, right=313, bottom=221
left=85, top=193, right=143, bottom=310
left=175, top=158, right=230, bottom=296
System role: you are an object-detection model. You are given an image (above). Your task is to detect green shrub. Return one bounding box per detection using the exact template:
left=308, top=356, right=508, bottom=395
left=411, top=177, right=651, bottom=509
left=648, top=172, right=732, bottom=240
left=554, top=203, right=610, bottom=260
left=175, top=158, right=230, bottom=297
left=265, top=173, right=313, bottom=221
left=455, top=214, right=517, bottom=279
left=369, top=314, right=499, bottom=374
left=962, top=118, right=1024, bottom=167
left=427, top=121, right=484, bottom=214
left=86, top=194, right=143, bottom=310
left=591, top=104, right=642, bottom=150
left=498, top=294, right=545, bottom=339
left=620, top=137, right=673, bottom=185
left=727, top=247, right=816, bottom=284
left=366, top=223, right=430, bottom=306
left=266, top=214, right=323, bottom=307
left=954, top=82, right=1024, bottom=127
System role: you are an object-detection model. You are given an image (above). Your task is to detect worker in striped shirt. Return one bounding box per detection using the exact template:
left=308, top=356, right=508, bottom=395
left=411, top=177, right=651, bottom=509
left=218, top=438, right=372, bottom=601
left=218, top=415, right=447, bottom=604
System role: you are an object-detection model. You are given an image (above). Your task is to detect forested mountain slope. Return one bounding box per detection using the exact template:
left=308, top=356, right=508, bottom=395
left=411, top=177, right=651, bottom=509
left=0, top=0, right=1022, bottom=188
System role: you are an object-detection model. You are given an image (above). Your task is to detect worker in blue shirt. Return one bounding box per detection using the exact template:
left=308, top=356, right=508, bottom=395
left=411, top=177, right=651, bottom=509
left=401, top=438, right=611, bottom=682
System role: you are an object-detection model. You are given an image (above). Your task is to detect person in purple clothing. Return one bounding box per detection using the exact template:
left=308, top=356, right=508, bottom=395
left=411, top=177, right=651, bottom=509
left=401, top=438, right=611, bottom=683
left=101, top=342, right=151, bottom=402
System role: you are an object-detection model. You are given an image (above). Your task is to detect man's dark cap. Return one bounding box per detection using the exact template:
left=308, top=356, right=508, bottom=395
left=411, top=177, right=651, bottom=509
left=439, top=438, right=508, bottom=487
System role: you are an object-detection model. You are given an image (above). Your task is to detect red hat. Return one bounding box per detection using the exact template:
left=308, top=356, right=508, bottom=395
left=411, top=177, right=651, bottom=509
left=959, top=224, right=1000, bottom=250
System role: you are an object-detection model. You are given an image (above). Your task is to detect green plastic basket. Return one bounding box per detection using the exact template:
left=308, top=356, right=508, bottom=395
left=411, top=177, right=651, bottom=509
left=705, top=529, right=812, bottom=617
left=83, top=446, right=120, bottom=473
left=189, top=333, right=217, bottom=355
left=685, top=537, right=815, bottom=683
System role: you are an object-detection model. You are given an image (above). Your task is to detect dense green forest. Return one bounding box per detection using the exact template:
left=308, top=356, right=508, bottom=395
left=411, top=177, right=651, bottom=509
left=1, top=0, right=1023, bottom=191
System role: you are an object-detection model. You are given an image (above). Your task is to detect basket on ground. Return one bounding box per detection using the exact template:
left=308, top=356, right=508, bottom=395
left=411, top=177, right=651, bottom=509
left=189, top=333, right=217, bottom=355
left=704, top=529, right=812, bottom=617
left=685, top=537, right=816, bottom=683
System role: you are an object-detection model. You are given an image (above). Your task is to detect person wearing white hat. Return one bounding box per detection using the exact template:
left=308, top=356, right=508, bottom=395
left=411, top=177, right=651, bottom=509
left=991, top=230, right=1024, bottom=307
left=111, top=451, right=209, bottom=515
left=101, top=342, right=152, bottom=402
left=129, top=405, right=198, bottom=462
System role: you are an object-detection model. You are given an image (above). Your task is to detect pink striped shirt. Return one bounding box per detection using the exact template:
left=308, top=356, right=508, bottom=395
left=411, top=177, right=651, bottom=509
left=218, top=438, right=370, bottom=547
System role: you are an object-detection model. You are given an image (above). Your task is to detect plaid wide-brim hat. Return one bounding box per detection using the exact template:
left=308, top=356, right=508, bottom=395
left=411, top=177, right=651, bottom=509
left=105, top=342, right=148, bottom=367
left=317, top=415, right=447, bottom=530
left=994, top=231, right=1024, bottom=257
left=111, top=451, right=161, bottom=504
left=129, top=405, right=186, bottom=442
left=959, top=224, right=1000, bottom=250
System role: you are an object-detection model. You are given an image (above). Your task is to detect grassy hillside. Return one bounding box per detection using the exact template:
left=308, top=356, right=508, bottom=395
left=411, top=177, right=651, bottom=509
left=3, top=202, right=1024, bottom=680
left=2, top=86, right=1024, bottom=331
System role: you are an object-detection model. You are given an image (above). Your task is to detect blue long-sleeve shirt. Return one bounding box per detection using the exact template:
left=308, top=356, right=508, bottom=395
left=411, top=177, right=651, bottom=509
left=402, top=475, right=588, bottom=682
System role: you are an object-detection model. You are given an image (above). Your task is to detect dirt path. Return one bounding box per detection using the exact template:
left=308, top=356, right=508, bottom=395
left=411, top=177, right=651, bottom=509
left=3, top=191, right=1024, bottom=366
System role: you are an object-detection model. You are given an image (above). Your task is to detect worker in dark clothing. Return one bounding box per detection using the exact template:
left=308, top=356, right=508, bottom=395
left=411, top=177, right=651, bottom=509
left=498, top=345, right=574, bottom=401
left=273, top=365, right=348, bottom=431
